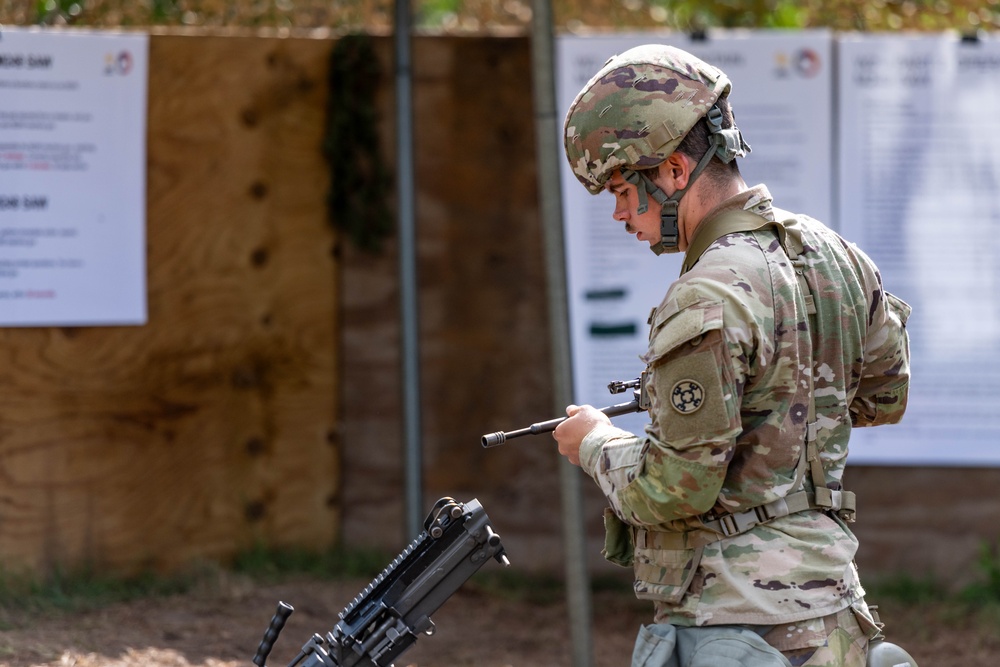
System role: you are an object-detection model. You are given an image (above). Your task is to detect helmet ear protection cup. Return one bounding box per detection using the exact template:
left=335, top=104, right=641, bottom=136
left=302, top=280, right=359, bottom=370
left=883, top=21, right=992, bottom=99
left=564, top=44, right=749, bottom=253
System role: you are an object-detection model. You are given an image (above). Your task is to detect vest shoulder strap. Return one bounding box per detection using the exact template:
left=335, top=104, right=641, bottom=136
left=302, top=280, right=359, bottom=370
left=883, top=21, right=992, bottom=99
left=681, top=208, right=778, bottom=275
left=663, top=205, right=858, bottom=545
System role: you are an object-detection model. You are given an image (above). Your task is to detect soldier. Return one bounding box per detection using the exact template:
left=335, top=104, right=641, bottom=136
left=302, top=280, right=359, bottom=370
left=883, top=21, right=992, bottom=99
left=553, top=44, right=912, bottom=666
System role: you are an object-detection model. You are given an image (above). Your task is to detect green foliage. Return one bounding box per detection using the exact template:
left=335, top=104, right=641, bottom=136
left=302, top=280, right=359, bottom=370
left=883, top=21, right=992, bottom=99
left=2, top=0, right=996, bottom=32
left=557, top=0, right=998, bottom=33
left=466, top=567, right=567, bottom=605
left=150, top=0, right=181, bottom=24
left=229, top=542, right=392, bottom=582
left=865, top=572, right=948, bottom=605
left=0, top=563, right=196, bottom=628
left=958, top=540, right=1000, bottom=606
left=764, top=0, right=809, bottom=28
left=33, top=0, right=82, bottom=24
left=9, top=542, right=1000, bottom=635
left=324, top=33, right=395, bottom=254
left=0, top=544, right=391, bottom=628
left=419, top=0, right=463, bottom=27
left=233, top=546, right=631, bottom=608
left=864, top=540, right=1000, bottom=617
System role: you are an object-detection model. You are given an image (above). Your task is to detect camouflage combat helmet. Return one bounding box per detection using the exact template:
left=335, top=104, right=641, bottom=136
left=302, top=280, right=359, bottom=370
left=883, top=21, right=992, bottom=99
left=564, top=44, right=750, bottom=254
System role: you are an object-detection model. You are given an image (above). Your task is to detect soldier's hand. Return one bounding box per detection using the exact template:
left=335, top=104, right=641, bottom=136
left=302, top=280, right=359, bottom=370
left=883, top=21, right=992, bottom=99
left=553, top=404, right=612, bottom=466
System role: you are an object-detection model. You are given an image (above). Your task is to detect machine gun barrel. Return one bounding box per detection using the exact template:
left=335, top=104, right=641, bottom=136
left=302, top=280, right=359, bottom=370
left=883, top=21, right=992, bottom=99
left=480, top=399, right=640, bottom=448
left=481, top=375, right=649, bottom=448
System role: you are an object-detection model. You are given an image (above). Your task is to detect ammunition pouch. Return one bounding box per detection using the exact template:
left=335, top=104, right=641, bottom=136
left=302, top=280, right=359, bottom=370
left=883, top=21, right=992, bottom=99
left=602, top=507, right=634, bottom=567
left=632, top=529, right=705, bottom=604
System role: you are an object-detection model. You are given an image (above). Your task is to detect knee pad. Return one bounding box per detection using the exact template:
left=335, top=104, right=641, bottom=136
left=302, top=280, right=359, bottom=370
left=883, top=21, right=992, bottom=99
left=685, top=628, right=791, bottom=667
left=867, top=638, right=918, bottom=667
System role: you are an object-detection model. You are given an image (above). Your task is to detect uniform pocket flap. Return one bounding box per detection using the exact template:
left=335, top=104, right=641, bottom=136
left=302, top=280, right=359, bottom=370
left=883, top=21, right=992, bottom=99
left=632, top=543, right=704, bottom=604
left=885, top=291, right=911, bottom=326
left=645, top=301, right=725, bottom=364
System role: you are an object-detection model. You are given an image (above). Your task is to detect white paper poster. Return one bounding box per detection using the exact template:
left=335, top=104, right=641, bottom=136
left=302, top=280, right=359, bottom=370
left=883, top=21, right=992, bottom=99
left=556, top=31, right=834, bottom=437
left=0, top=27, right=148, bottom=326
left=838, top=33, right=1000, bottom=465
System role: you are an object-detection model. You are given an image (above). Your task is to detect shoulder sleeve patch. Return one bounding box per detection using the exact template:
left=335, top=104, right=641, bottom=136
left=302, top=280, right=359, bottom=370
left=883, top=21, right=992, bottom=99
left=642, top=301, right=739, bottom=447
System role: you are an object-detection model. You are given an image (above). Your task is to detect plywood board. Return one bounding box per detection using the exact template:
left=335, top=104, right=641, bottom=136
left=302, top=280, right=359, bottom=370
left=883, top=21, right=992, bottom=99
left=0, top=32, right=339, bottom=575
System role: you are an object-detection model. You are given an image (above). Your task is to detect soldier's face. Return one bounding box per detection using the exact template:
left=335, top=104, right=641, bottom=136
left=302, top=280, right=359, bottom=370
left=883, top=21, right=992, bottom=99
left=606, top=170, right=662, bottom=247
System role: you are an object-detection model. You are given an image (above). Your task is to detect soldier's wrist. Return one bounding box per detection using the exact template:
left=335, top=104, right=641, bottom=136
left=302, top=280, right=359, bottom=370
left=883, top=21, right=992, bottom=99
left=580, top=424, right=635, bottom=474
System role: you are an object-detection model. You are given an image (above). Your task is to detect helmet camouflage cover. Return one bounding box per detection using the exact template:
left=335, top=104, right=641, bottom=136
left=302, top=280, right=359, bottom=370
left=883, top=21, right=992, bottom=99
left=564, top=44, right=733, bottom=194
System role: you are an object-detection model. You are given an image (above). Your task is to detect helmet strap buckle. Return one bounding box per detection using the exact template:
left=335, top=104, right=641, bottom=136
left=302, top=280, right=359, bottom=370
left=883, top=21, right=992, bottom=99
left=657, top=199, right=679, bottom=253
left=623, top=168, right=680, bottom=255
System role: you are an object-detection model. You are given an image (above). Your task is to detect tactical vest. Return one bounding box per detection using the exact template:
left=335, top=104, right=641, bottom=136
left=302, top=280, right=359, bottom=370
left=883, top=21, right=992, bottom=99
left=616, top=206, right=857, bottom=604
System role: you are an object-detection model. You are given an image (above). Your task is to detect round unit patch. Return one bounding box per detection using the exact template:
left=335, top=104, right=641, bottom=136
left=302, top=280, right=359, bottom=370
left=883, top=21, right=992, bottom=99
left=670, top=379, right=705, bottom=414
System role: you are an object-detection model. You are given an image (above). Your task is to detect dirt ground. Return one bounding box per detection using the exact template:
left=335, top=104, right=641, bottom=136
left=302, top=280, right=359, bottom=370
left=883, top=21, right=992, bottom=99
left=2, top=572, right=998, bottom=667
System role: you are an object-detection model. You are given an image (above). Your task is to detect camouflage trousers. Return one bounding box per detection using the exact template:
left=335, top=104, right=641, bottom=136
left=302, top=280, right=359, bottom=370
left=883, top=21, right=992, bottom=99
left=631, top=602, right=875, bottom=667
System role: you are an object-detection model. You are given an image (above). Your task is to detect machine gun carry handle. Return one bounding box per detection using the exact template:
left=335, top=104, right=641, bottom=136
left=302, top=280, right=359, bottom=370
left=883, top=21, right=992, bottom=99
left=252, top=601, right=295, bottom=667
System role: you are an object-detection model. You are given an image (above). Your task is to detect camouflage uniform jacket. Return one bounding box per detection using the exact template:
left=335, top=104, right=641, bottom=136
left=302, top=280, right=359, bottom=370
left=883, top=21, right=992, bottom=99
left=579, top=185, right=911, bottom=627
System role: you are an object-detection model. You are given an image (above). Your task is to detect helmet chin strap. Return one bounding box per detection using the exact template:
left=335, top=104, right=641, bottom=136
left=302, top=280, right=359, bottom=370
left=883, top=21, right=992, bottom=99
left=622, top=168, right=678, bottom=255
left=621, top=105, right=751, bottom=256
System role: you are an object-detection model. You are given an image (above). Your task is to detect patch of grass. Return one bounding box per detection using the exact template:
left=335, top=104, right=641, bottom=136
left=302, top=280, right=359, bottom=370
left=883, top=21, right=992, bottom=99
left=13, top=539, right=1000, bottom=634
left=229, top=543, right=393, bottom=583
left=864, top=572, right=948, bottom=605
left=466, top=569, right=642, bottom=607
left=958, top=541, right=1000, bottom=606
left=0, top=564, right=200, bottom=629
left=0, top=544, right=393, bottom=629
left=864, top=540, right=1000, bottom=633
left=466, top=567, right=567, bottom=605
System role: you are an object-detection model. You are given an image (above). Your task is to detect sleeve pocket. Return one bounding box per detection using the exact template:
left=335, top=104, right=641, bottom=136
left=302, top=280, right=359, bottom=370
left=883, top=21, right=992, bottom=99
left=642, top=301, right=738, bottom=445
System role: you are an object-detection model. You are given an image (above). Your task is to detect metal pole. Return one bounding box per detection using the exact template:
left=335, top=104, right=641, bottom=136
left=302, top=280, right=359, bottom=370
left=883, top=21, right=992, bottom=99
left=530, top=2, right=595, bottom=665
left=395, top=0, right=423, bottom=538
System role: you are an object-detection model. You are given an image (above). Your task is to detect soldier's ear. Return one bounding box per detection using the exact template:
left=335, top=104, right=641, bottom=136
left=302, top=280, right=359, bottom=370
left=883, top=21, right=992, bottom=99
left=659, top=153, right=692, bottom=192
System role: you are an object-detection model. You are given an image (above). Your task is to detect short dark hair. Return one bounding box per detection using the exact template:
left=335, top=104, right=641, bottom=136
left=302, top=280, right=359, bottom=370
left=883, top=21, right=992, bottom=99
left=674, top=95, right=742, bottom=183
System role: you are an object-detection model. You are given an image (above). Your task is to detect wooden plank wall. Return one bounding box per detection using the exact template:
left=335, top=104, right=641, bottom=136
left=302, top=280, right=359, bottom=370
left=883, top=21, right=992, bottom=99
left=0, top=32, right=339, bottom=575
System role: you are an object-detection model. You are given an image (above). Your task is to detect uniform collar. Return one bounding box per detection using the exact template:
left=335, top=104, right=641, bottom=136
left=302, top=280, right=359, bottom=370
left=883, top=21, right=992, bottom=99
left=695, top=184, right=774, bottom=231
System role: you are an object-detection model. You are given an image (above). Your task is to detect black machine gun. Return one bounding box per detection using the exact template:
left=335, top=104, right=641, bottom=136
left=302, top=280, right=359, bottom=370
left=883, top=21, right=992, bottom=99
left=252, top=497, right=509, bottom=667
left=481, top=374, right=650, bottom=448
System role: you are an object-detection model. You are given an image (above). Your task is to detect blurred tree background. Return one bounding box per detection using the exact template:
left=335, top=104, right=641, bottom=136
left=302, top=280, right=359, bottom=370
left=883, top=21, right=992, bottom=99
left=0, top=0, right=997, bottom=33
